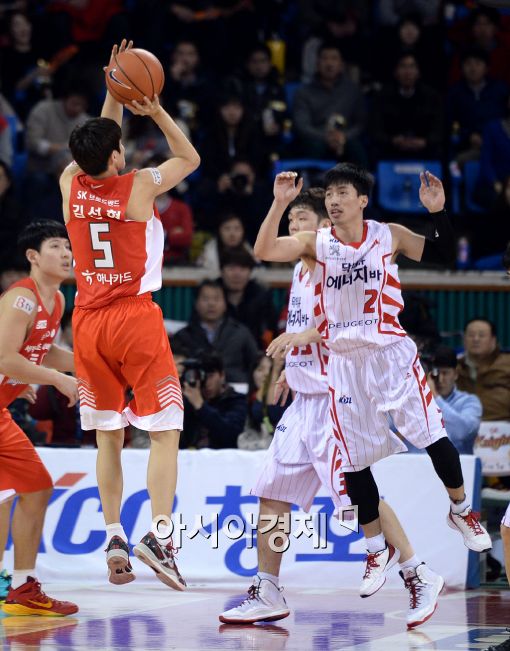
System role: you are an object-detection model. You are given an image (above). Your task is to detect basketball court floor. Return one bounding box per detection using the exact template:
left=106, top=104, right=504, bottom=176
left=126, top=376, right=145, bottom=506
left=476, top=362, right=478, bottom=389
left=1, top=582, right=508, bottom=650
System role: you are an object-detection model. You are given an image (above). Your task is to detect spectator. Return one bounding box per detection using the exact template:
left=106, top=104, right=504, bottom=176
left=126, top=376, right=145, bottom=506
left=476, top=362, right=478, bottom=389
left=180, top=352, right=248, bottom=449
left=427, top=345, right=482, bottom=455
left=293, top=42, right=367, bottom=163
left=0, top=256, right=27, bottom=292
left=247, top=354, right=289, bottom=434
left=163, top=39, right=214, bottom=138
left=25, top=83, right=89, bottom=219
left=28, top=386, right=86, bottom=447
left=370, top=53, right=443, bottom=160
left=376, top=0, right=440, bottom=27
left=477, top=93, right=510, bottom=206
left=0, top=161, right=27, bottom=254
left=220, top=248, right=278, bottom=349
left=196, top=212, right=255, bottom=275
left=447, top=49, right=508, bottom=167
left=457, top=318, right=510, bottom=421
left=171, top=279, right=258, bottom=385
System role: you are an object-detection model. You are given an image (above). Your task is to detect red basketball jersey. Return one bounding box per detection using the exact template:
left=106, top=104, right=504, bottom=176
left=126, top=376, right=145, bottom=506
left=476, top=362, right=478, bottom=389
left=67, top=171, right=164, bottom=309
left=0, top=278, right=62, bottom=408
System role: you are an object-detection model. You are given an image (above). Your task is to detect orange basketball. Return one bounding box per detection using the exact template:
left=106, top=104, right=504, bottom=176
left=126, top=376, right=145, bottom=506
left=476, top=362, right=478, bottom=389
left=105, top=48, right=165, bottom=105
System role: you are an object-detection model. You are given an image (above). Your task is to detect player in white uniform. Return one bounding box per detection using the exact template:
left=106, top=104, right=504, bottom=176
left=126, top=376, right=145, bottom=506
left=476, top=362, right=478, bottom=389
left=253, top=164, right=492, bottom=628
left=220, top=189, right=444, bottom=630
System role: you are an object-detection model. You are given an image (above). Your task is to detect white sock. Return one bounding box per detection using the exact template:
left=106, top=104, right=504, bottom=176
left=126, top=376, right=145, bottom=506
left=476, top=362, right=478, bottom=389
left=450, top=494, right=470, bottom=515
left=0, top=559, right=3, bottom=572
left=366, top=533, right=386, bottom=553
left=258, top=571, right=280, bottom=587
left=12, top=570, right=35, bottom=589
left=399, top=554, right=421, bottom=571
left=105, top=522, right=127, bottom=544
left=152, top=514, right=172, bottom=546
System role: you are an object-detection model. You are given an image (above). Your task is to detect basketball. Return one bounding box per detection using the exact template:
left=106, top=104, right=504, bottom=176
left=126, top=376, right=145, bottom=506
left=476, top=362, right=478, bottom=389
left=105, top=48, right=164, bottom=105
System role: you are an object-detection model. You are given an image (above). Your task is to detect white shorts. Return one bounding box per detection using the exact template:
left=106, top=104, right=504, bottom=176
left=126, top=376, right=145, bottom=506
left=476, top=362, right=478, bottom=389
left=502, top=502, right=510, bottom=528
left=251, top=392, right=351, bottom=512
left=328, top=336, right=447, bottom=472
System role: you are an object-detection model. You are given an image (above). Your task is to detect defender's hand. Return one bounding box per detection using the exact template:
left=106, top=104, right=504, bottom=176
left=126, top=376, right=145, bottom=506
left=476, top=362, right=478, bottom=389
left=273, top=171, right=303, bottom=205
left=104, top=39, right=133, bottom=72
left=419, top=171, right=445, bottom=213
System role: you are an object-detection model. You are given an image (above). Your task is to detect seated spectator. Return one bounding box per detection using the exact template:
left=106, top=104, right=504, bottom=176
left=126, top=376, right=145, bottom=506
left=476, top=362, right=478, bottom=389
left=0, top=256, right=27, bottom=292
left=376, top=0, right=440, bottom=27
left=457, top=318, right=510, bottom=422
left=196, top=212, right=254, bottom=275
left=25, top=82, right=90, bottom=219
left=28, top=385, right=88, bottom=446
left=164, top=39, right=214, bottom=139
left=370, top=53, right=443, bottom=160
left=477, top=93, right=510, bottom=206
left=447, top=49, right=508, bottom=168
left=0, top=161, right=27, bottom=253
left=180, top=352, right=247, bottom=449
left=293, top=42, right=367, bottom=163
left=220, top=248, right=278, bottom=348
left=427, top=345, right=482, bottom=454
left=171, top=279, right=258, bottom=385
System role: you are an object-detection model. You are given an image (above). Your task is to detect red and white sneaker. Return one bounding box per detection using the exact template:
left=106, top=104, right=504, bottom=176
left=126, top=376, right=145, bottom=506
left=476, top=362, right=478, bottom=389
left=447, top=508, right=492, bottom=552
left=360, top=543, right=400, bottom=598
left=105, top=535, right=136, bottom=585
left=133, top=532, right=186, bottom=591
left=219, top=575, right=290, bottom=624
left=2, top=577, right=78, bottom=617
left=400, top=563, right=444, bottom=629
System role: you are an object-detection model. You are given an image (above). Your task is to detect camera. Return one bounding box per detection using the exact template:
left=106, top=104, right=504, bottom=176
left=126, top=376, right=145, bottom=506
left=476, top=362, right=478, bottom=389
left=180, top=358, right=206, bottom=388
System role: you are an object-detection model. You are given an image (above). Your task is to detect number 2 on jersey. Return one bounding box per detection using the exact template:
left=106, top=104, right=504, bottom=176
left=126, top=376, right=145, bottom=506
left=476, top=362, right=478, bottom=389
left=89, top=222, right=114, bottom=268
left=363, top=289, right=377, bottom=314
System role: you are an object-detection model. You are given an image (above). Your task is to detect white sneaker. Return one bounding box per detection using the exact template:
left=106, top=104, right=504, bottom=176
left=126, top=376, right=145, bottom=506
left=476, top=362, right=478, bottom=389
left=360, top=543, right=400, bottom=598
left=447, top=508, right=492, bottom=552
left=219, top=575, right=290, bottom=624
left=400, top=563, right=444, bottom=629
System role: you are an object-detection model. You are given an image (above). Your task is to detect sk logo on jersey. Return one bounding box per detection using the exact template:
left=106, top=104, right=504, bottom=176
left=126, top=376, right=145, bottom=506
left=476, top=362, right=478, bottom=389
left=329, top=243, right=343, bottom=257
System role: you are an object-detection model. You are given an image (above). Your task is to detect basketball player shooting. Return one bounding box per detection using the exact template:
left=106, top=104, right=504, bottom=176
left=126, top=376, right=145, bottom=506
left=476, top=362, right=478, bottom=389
left=59, top=40, right=200, bottom=589
left=254, top=163, right=492, bottom=609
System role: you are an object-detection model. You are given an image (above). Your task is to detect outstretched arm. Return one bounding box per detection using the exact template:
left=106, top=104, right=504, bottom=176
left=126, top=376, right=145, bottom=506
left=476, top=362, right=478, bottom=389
left=101, top=39, right=132, bottom=126
left=266, top=327, right=322, bottom=359
left=254, top=172, right=315, bottom=262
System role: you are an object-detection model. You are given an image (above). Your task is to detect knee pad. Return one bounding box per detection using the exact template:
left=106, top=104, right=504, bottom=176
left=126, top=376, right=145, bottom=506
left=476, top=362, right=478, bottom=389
left=426, top=437, right=464, bottom=489
left=344, top=467, right=380, bottom=525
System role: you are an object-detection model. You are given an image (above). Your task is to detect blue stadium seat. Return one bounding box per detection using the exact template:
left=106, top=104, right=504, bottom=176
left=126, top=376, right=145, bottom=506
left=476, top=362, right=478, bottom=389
left=376, top=160, right=442, bottom=213
left=6, top=114, right=19, bottom=155
left=272, top=158, right=336, bottom=178
left=283, top=82, right=300, bottom=113
left=463, top=159, right=484, bottom=213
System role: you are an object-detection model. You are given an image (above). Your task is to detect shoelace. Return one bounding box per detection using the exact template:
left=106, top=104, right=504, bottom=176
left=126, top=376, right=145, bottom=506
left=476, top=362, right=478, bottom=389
left=363, top=552, right=381, bottom=578
left=28, top=581, right=66, bottom=607
left=241, top=584, right=261, bottom=605
left=459, top=510, right=484, bottom=535
left=404, top=575, right=424, bottom=610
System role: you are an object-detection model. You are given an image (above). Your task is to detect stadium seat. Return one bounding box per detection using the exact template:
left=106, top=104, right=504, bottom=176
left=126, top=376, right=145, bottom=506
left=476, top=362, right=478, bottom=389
left=272, top=158, right=336, bottom=177
left=376, top=160, right=442, bottom=213
left=283, top=81, right=300, bottom=113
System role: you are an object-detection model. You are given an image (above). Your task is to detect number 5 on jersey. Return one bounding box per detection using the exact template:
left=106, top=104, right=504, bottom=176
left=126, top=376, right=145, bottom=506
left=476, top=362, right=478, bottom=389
left=89, top=222, right=114, bottom=268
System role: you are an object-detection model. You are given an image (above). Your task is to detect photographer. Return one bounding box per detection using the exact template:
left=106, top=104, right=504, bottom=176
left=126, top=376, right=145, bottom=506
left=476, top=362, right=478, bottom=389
left=427, top=346, right=482, bottom=455
left=180, top=352, right=248, bottom=449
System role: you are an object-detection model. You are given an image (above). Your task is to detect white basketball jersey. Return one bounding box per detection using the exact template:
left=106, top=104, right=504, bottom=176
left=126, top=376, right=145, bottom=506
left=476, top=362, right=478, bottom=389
left=312, top=220, right=407, bottom=354
left=285, top=262, right=329, bottom=393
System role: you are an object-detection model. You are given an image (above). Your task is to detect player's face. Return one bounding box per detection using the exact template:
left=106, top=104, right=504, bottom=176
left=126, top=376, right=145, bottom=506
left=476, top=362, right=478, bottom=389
left=195, top=287, right=226, bottom=322
left=464, top=321, right=497, bottom=357
left=219, top=218, right=244, bottom=247
left=288, top=206, right=320, bottom=235
left=325, top=183, right=366, bottom=226
left=435, top=367, right=457, bottom=398
left=32, top=238, right=72, bottom=281
left=222, top=264, right=251, bottom=291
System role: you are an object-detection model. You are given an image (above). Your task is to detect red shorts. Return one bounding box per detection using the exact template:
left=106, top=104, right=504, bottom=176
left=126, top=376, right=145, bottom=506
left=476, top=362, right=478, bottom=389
left=73, top=294, right=183, bottom=432
left=0, top=408, right=53, bottom=496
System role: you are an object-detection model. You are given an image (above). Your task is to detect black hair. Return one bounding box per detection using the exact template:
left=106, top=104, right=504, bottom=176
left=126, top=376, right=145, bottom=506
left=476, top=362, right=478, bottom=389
left=469, top=6, right=500, bottom=27
left=464, top=317, right=497, bottom=337
left=288, top=187, right=328, bottom=222
left=324, top=163, right=374, bottom=197
left=69, top=117, right=122, bottom=176
left=220, top=247, right=256, bottom=270
left=218, top=212, right=244, bottom=229
left=247, top=43, right=272, bottom=60
left=460, top=47, right=490, bottom=66
left=195, top=279, right=227, bottom=302
left=432, top=345, right=458, bottom=369
left=199, top=351, right=224, bottom=374
left=170, top=340, right=191, bottom=358
left=394, top=51, right=419, bottom=68
left=17, top=220, right=68, bottom=255
left=318, top=41, right=343, bottom=58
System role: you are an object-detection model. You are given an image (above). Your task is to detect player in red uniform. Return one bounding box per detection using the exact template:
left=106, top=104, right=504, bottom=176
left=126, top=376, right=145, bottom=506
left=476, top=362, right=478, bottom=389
left=0, top=220, right=78, bottom=616
left=59, top=41, right=200, bottom=588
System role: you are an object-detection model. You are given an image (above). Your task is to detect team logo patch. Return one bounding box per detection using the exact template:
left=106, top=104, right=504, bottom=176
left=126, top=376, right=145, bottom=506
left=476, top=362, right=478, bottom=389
left=13, top=296, right=35, bottom=315
left=108, top=68, right=132, bottom=90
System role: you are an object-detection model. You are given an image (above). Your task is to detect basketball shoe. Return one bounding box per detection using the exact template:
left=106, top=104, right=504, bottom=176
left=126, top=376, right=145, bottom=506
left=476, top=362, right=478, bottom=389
left=133, top=532, right=186, bottom=591
left=400, top=563, right=444, bottom=629
left=105, top=535, right=135, bottom=585
left=447, top=508, right=492, bottom=552
left=360, top=543, right=400, bottom=597
left=0, top=569, right=12, bottom=602
left=484, top=629, right=510, bottom=651
left=219, top=575, right=290, bottom=624
left=2, top=577, right=78, bottom=616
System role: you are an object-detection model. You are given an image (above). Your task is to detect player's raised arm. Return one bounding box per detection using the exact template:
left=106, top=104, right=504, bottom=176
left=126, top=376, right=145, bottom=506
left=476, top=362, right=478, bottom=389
left=390, top=171, right=455, bottom=265
left=101, top=39, right=133, bottom=127
left=254, top=172, right=315, bottom=262
left=128, top=95, right=200, bottom=196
